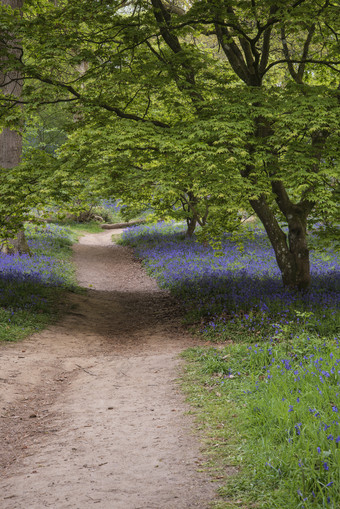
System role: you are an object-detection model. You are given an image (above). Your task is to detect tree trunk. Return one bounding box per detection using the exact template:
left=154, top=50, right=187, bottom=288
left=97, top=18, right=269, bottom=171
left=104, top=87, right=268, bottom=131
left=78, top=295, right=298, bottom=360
left=249, top=195, right=311, bottom=289
left=0, top=0, right=30, bottom=255
left=241, top=112, right=316, bottom=290
left=182, top=190, right=209, bottom=237
left=1, top=230, right=30, bottom=254
left=285, top=214, right=310, bottom=289
left=0, top=0, right=23, bottom=167
left=185, top=216, right=197, bottom=237
left=0, top=127, right=22, bottom=166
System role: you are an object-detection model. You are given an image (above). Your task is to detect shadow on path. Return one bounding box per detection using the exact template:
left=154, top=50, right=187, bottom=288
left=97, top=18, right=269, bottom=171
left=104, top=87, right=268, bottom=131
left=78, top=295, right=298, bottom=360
left=0, top=231, right=219, bottom=509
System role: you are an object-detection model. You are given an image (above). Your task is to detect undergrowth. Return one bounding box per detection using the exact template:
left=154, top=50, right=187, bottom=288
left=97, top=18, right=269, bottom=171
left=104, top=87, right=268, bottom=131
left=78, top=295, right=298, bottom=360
left=182, top=334, right=340, bottom=508
left=0, top=223, right=78, bottom=341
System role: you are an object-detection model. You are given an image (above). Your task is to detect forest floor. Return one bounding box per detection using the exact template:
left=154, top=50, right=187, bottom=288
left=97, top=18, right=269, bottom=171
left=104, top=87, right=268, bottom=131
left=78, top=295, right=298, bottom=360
left=0, top=230, right=219, bottom=509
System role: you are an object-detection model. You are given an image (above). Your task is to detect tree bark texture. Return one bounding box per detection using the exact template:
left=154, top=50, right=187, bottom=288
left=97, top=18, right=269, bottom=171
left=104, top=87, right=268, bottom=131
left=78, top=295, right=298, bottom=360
left=249, top=195, right=311, bottom=289
left=0, top=0, right=30, bottom=254
left=0, top=0, right=23, bottom=167
left=185, top=216, right=197, bottom=237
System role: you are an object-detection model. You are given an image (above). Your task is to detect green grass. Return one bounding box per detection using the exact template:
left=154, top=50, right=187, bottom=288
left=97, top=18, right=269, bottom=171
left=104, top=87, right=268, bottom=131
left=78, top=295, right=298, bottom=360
left=67, top=221, right=103, bottom=235
left=181, top=334, right=340, bottom=508
left=0, top=307, right=55, bottom=342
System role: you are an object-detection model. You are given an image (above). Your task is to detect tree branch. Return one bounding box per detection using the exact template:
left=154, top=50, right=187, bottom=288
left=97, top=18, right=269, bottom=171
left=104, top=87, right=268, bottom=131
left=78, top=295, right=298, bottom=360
left=264, top=58, right=340, bottom=75
left=150, top=0, right=203, bottom=103
left=145, top=39, right=166, bottom=63
left=14, top=71, right=171, bottom=128
left=150, top=0, right=181, bottom=53
left=162, top=1, right=185, bottom=16
left=281, top=26, right=298, bottom=81
left=297, top=24, right=316, bottom=83
left=0, top=96, right=78, bottom=106
left=258, top=6, right=279, bottom=76
left=214, top=23, right=250, bottom=84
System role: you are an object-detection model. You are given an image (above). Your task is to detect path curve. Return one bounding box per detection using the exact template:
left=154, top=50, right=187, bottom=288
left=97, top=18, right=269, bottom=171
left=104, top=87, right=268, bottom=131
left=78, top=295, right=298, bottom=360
left=0, top=231, right=218, bottom=508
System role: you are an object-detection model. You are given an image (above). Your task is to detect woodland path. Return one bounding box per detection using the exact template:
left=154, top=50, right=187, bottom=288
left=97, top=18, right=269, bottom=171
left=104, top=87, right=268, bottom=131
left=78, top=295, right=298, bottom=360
left=0, top=230, right=218, bottom=509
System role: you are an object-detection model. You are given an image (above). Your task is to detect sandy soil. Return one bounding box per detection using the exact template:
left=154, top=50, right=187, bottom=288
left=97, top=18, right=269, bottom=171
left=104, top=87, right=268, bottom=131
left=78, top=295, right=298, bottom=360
left=0, top=230, right=219, bottom=508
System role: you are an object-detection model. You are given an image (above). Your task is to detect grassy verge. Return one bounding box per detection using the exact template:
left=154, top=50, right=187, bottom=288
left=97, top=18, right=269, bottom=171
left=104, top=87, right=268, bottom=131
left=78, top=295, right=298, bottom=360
left=182, top=333, right=339, bottom=508
left=0, top=223, right=79, bottom=342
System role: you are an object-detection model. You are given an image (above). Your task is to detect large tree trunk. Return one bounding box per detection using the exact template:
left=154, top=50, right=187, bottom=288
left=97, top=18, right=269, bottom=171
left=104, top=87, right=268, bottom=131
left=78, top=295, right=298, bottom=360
left=0, top=0, right=23, bottom=165
left=249, top=194, right=311, bottom=289
left=0, top=0, right=30, bottom=254
left=242, top=113, right=316, bottom=290
left=259, top=129, right=327, bottom=290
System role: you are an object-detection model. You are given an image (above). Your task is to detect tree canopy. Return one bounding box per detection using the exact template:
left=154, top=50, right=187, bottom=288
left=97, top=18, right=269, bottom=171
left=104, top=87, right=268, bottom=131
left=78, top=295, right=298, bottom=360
left=0, top=0, right=339, bottom=287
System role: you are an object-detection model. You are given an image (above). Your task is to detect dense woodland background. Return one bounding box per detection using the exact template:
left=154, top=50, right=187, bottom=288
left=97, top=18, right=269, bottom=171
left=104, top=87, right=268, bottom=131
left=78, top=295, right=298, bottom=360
left=0, top=0, right=339, bottom=288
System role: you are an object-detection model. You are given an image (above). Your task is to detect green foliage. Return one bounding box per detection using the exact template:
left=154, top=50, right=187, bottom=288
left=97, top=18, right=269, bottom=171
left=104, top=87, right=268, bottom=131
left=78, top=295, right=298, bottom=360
left=23, top=105, right=69, bottom=155
left=0, top=0, right=338, bottom=281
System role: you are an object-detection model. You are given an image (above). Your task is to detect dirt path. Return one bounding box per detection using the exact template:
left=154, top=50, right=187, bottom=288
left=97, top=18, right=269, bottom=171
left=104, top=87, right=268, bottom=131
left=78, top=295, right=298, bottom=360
left=0, top=231, right=218, bottom=508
